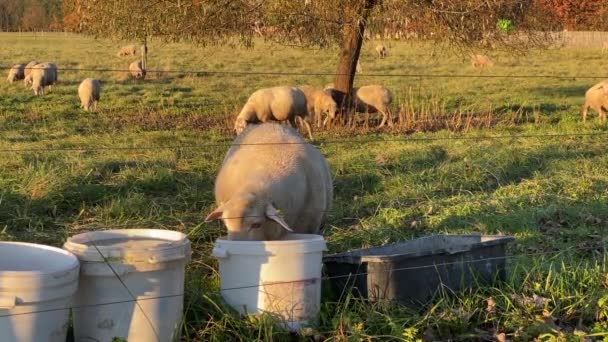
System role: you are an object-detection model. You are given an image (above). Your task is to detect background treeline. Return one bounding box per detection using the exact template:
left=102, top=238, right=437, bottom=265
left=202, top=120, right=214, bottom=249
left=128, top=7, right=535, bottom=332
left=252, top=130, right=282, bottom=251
left=1, top=0, right=607, bottom=33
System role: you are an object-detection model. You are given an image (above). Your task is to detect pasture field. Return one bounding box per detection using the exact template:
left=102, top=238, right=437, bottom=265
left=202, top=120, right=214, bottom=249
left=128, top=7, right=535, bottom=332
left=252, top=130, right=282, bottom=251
left=0, top=32, right=607, bottom=340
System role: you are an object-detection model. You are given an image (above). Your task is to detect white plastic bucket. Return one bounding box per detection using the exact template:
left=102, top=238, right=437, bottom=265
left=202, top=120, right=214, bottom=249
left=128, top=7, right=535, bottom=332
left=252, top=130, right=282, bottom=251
left=63, top=229, right=191, bottom=342
left=0, top=242, right=79, bottom=342
left=212, top=234, right=327, bottom=331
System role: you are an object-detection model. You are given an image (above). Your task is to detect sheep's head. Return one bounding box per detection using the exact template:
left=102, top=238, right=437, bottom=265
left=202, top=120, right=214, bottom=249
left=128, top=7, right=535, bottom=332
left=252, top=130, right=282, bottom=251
left=205, top=193, right=293, bottom=241
left=323, top=97, right=338, bottom=120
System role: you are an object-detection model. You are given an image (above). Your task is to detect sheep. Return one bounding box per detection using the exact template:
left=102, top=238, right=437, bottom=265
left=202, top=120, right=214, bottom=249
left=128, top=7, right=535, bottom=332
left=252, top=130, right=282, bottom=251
left=375, top=44, right=387, bottom=58
left=205, top=123, right=333, bottom=241
left=23, top=60, right=39, bottom=86
left=78, top=78, right=101, bottom=111
left=602, top=41, right=608, bottom=54
left=471, top=54, right=493, bottom=69
left=129, top=60, right=146, bottom=79
left=234, top=86, right=313, bottom=140
left=581, top=80, right=608, bottom=122
left=356, top=60, right=363, bottom=73
left=30, top=63, right=57, bottom=96
left=323, top=84, right=393, bottom=128
left=297, top=85, right=339, bottom=128
left=117, top=44, right=137, bottom=57
left=7, top=64, right=25, bottom=83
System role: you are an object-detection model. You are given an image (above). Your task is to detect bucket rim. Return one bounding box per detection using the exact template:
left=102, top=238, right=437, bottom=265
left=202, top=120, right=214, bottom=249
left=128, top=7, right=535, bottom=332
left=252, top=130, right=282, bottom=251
left=63, top=228, right=191, bottom=262
left=214, top=233, right=325, bottom=245
left=0, top=241, right=80, bottom=277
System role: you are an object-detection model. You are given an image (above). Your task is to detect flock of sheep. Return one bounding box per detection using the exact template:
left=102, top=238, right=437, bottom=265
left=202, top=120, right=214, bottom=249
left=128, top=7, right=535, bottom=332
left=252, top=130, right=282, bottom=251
left=4, top=44, right=147, bottom=112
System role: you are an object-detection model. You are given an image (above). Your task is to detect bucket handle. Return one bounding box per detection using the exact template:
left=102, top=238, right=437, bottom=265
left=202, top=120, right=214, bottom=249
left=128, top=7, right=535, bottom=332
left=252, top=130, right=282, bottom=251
left=211, top=247, right=229, bottom=259
left=148, top=253, right=188, bottom=264
left=0, top=296, right=16, bottom=310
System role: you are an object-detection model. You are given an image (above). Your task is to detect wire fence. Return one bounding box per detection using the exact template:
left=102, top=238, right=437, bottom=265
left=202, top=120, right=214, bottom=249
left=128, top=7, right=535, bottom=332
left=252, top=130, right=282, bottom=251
left=3, top=64, right=608, bottom=79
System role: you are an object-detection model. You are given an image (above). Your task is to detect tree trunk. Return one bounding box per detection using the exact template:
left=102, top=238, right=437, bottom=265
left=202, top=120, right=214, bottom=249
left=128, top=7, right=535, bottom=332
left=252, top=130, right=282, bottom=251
left=333, top=0, right=378, bottom=100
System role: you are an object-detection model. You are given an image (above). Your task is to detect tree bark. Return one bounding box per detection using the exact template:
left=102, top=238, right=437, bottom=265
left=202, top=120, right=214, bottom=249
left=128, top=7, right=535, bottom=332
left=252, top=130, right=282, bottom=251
left=333, top=0, right=378, bottom=101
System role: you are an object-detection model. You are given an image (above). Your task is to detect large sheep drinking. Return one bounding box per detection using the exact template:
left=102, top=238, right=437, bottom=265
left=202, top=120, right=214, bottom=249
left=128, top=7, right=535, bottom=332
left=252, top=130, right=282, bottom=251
left=582, top=80, right=608, bottom=122
left=23, top=60, right=40, bottom=87
left=30, top=63, right=57, bottom=95
left=78, top=78, right=101, bottom=111
left=117, top=45, right=137, bottom=57
left=297, top=85, right=338, bottom=128
left=7, top=64, right=25, bottom=83
left=375, top=44, right=387, bottom=58
left=129, top=60, right=146, bottom=79
left=234, top=86, right=313, bottom=140
left=205, top=123, right=333, bottom=241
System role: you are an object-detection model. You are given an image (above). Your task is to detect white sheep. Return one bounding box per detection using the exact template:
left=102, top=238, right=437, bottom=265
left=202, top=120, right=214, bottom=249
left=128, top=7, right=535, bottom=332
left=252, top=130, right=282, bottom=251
left=297, top=85, right=338, bottom=128
left=78, top=78, right=101, bottom=111
left=205, top=123, right=333, bottom=241
left=323, top=84, right=394, bottom=128
left=471, top=54, right=493, bottom=69
left=129, top=60, right=146, bottom=79
left=582, top=80, right=608, bottom=122
left=30, top=63, right=57, bottom=96
left=234, top=86, right=313, bottom=140
left=23, top=60, right=39, bottom=86
left=7, top=64, right=25, bottom=83
left=375, top=44, right=387, bottom=58
left=117, top=44, right=137, bottom=57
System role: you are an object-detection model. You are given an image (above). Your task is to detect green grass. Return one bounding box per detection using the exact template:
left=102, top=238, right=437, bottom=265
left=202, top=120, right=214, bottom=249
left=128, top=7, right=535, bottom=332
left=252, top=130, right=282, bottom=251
left=1, top=32, right=607, bottom=341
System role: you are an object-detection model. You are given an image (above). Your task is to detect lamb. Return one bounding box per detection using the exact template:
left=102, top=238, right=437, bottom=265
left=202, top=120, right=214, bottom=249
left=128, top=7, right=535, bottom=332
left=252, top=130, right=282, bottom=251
left=23, top=60, right=39, bottom=86
left=581, top=80, right=608, bottom=122
left=78, top=78, right=101, bottom=111
left=234, top=86, right=313, bottom=140
left=323, top=84, right=393, bottom=128
left=30, top=63, right=57, bottom=95
left=471, top=54, right=493, bottom=69
left=205, top=123, right=333, bottom=241
left=297, top=85, right=339, bottom=128
left=375, top=44, right=387, bottom=58
left=7, top=64, right=25, bottom=83
left=117, top=45, right=137, bottom=57
left=129, top=60, right=146, bottom=79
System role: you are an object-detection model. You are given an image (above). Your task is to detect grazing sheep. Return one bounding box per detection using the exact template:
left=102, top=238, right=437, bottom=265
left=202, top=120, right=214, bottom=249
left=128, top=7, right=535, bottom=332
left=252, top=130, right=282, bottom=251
left=23, top=60, right=39, bottom=86
left=129, top=60, right=146, bottom=79
left=78, top=78, right=101, bottom=111
left=297, top=85, right=339, bottom=128
left=471, top=54, right=493, bottom=69
left=205, top=123, right=333, bottom=241
left=6, top=64, right=25, bottom=83
left=117, top=44, right=137, bottom=57
left=30, top=63, right=57, bottom=95
left=354, top=84, right=393, bottom=127
left=323, top=84, right=393, bottom=128
left=582, top=80, right=608, bottom=122
left=234, top=86, right=313, bottom=140
left=375, top=44, right=387, bottom=58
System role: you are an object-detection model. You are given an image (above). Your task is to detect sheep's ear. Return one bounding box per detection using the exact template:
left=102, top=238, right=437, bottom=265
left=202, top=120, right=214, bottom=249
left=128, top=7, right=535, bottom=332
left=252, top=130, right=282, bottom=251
left=205, top=204, right=225, bottom=222
left=265, top=203, right=293, bottom=232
